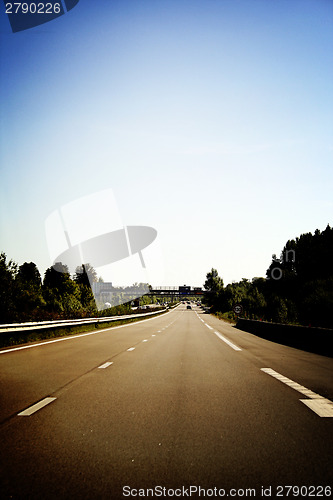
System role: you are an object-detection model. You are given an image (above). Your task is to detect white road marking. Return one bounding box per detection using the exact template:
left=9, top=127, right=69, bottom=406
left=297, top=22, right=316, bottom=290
left=0, top=313, right=170, bottom=355
left=261, top=368, right=333, bottom=417
left=98, top=361, right=113, bottom=369
left=18, top=397, right=56, bottom=416
left=261, top=368, right=324, bottom=398
left=300, top=399, right=333, bottom=417
left=127, top=347, right=135, bottom=351
left=142, top=339, right=148, bottom=342
left=205, top=324, right=214, bottom=330
left=214, top=331, right=242, bottom=351
left=152, top=334, right=156, bottom=337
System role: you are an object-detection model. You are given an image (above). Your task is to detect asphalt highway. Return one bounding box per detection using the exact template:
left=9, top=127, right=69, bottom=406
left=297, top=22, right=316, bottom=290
left=0, top=303, right=332, bottom=499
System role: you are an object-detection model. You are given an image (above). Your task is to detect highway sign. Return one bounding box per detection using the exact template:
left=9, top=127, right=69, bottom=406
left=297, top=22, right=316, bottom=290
left=233, top=304, right=243, bottom=315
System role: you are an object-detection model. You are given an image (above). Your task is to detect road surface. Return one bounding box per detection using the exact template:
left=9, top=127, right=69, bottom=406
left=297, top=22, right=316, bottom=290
left=0, top=304, right=332, bottom=499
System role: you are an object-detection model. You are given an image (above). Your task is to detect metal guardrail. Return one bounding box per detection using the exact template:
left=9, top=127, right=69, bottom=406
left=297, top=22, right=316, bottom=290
left=0, top=308, right=168, bottom=334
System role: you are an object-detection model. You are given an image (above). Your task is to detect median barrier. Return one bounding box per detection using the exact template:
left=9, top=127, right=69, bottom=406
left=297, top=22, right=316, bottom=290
left=0, top=308, right=167, bottom=348
left=235, top=318, right=333, bottom=357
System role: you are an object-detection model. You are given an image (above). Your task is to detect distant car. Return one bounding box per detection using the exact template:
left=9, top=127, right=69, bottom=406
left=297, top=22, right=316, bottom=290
left=187, top=305, right=191, bottom=309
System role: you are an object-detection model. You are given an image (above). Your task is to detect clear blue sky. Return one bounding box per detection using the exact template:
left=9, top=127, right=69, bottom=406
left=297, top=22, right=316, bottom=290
left=1, top=0, right=332, bottom=287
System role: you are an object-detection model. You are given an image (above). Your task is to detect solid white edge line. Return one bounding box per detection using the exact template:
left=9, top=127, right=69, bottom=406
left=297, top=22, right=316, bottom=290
left=214, top=331, right=242, bottom=351
left=0, top=310, right=171, bottom=355
left=98, top=361, right=113, bottom=369
left=261, top=368, right=333, bottom=417
left=18, top=397, right=57, bottom=416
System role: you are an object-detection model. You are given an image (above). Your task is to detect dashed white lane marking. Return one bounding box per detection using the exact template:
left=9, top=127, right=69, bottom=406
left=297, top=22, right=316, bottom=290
left=127, top=347, right=135, bottom=351
left=18, top=397, right=57, bottom=416
left=0, top=312, right=171, bottom=355
left=142, top=339, right=148, bottom=342
left=199, top=314, right=241, bottom=351
left=261, top=368, right=323, bottom=398
left=98, top=361, right=113, bottom=369
left=261, top=368, right=333, bottom=417
left=152, top=334, right=156, bottom=337
left=300, top=399, right=333, bottom=417
left=214, top=331, right=242, bottom=351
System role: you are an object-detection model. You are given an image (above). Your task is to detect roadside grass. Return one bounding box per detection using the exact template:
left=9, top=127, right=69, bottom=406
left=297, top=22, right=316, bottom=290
left=214, top=311, right=237, bottom=324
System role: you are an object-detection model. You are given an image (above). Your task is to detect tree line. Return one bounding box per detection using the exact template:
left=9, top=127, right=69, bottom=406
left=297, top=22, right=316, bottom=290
left=0, top=257, right=152, bottom=323
left=203, top=224, right=333, bottom=329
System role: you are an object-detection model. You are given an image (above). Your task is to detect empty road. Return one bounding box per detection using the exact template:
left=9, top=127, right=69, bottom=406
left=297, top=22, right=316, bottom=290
left=0, top=304, right=332, bottom=499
